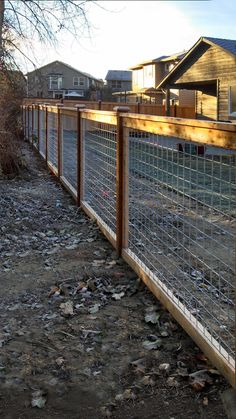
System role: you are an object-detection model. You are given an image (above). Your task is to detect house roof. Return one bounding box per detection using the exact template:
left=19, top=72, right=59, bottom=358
left=105, top=70, right=132, bottom=81
left=204, top=36, right=236, bottom=56
left=26, top=60, right=102, bottom=82
left=157, top=36, right=236, bottom=89
left=129, top=52, right=186, bottom=70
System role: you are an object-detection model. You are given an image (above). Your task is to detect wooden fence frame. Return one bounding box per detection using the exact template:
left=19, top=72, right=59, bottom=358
left=22, top=104, right=236, bottom=389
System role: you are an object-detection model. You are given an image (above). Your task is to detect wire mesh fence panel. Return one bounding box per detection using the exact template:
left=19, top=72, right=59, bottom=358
left=61, top=112, right=77, bottom=191
left=126, top=129, right=236, bottom=365
left=47, top=110, right=58, bottom=171
left=28, top=108, right=33, bottom=143
left=83, top=119, right=117, bottom=236
left=33, top=108, right=38, bottom=148
left=39, top=109, right=46, bottom=158
left=24, top=108, right=28, bottom=139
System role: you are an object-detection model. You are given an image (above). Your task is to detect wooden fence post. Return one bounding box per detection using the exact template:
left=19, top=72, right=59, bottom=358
left=37, top=105, right=40, bottom=151
left=165, top=89, right=170, bottom=117
left=56, top=103, right=64, bottom=178
left=31, top=105, right=34, bottom=145
left=114, top=106, right=130, bottom=257
left=27, top=106, right=30, bottom=141
left=44, top=103, right=50, bottom=165
left=75, top=104, right=86, bottom=206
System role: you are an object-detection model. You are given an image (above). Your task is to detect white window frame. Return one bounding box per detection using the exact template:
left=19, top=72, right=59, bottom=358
left=79, top=77, right=85, bottom=86
left=49, top=75, right=62, bottom=90
left=73, top=77, right=79, bottom=86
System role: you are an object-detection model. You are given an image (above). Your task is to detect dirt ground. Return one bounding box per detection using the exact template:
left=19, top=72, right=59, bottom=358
left=0, top=142, right=229, bottom=418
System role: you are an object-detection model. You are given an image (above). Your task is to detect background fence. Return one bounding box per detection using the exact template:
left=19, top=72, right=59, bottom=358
left=22, top=104, right=236, bottom=389
left=23, top=98, right=196, bottom=119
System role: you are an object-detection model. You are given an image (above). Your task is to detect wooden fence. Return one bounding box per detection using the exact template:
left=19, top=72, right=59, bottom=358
left=23, top=98, right=196, bottom=119
left=22, top=103, right=236, bottom=389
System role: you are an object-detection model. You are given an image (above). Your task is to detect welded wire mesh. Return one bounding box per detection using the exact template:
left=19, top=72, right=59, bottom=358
left=126, top=130, right=235, bottom=363
left=39, top=109, right=46, bottom=158
left=47, top=110, right=58, bottom=170
left=83, top=119, right=117, bottom=235
left=33, top=108, right=38, bottom=148
left=28, top=107, right=33, bottom=142
left=24, top=108, right=28, bottom=139
left=61, top=112, right=77, bottom=191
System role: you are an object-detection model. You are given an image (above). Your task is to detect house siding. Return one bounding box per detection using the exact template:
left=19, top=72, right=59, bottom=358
left=172, top=44, right=236, bottom=120
left=27, top=61, right=102, bottom=98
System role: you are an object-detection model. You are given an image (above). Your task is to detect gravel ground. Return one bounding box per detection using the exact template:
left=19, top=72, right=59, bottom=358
left=0, top=142, right=229, bottom=418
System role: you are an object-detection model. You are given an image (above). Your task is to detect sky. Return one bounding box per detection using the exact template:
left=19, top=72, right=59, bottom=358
left=21, top=0, right=236, bottom=80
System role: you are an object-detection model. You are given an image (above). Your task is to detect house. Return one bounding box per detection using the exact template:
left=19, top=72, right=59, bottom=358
left=123, top=52, right=195, bottom=105
left=157, top=36, right=236, bottom=121
left=104, top=70, right=132, bottom=101
left=26, top=61, right=104, bottom=100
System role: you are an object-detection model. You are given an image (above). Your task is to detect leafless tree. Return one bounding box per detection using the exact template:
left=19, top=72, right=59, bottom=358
left=0, top=0, right=97, bottom=175
left=0, top=1, right=96, bottom=65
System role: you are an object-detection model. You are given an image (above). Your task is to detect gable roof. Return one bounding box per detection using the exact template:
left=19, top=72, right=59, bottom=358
left=158, top=36, right=236, bottom=89
left=129, top=51, right=185, bottom=70
left=105, top=70, right=132, bottom=81
left=26, top=60, right=102, bottom=82
left=204, top=36, right=236, bottom=56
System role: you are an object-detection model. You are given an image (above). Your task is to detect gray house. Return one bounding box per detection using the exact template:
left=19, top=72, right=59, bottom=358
left=26, top=60, right=104, bottom=100
left=104, top=70, right=132, bottom=100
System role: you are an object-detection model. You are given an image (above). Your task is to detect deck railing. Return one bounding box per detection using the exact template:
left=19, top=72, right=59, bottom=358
left=22, top=103, right=236, bottom=388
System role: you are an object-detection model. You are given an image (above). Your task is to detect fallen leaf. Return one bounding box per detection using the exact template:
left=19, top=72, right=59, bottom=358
left=112, top=292, right=125, bottom=300
left=143, top=339, right=162, bottom=350
left=48, top=286, right=61, bottom=297
left=167, top=376, right=179, bottom=388
left=31, top=390, right=47, bottom=408
left=159, top=363, right=170, bottom=373
left=141, top=375, right=155, bottom=386
left=60, top=301, right=74, bottom=316
left=189, top=369, right=213, bottom=391
left=145, top=312, right=160, bottom=324
left=89, top=304, right=100, bottom=314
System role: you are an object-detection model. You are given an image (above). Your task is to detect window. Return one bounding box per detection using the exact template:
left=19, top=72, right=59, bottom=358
left=111, top=80, right=122, bottom=89
left=74, top=76, right=85, bottom=86
left=73, top=77, right=79, bottom=86
left=144, top=65, right=153, bottom=79
left=49, top=75, right=62, bottom=90
left=229, top=85, right=236, bottom=115
left=165, top=63, right=174, bottom=72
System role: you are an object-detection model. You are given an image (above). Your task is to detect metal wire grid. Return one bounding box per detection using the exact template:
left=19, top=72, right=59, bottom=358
left=47, top=111, right=58, bottom=170
left=83, top=119, right=117, bottom=235
left=24, top=108, right=28, bottom=139
left=61, top=113, right=77, bottom=191
left=126, top=130, right=235, bottom=362
left=28, top=108, right=33, bottom=142
left=39, top=109, right=46, bottom=158
left=33, top=108, right=38, bottom=148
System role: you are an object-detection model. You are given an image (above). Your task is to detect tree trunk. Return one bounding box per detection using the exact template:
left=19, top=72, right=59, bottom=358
left=0, top=0, right=4, bottom=58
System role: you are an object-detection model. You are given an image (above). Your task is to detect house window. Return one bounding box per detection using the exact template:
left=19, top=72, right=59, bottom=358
left=49, top=75, right=62, bottom=90
left=165, top=63, right=174, bottom=72
left=73, top=77, right=79, bottom=86
left=144, top=65, right=153, bottom=79
left=111, top=80, right=122, bottom=89
left=74, top=77, right=85, bottom=86
left=229, top=85, right=236, bottom=115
